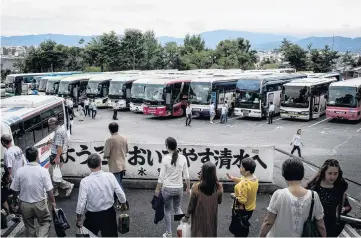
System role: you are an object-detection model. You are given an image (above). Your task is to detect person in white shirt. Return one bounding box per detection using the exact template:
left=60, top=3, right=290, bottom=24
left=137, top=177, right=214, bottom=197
left=83, top=98, right=90, bottom=117
left=290, top=129, right=303, bottom=157
left=113, top=100, right=119, bottom=120
left=268, top=102, right=275, bottom=124
left=76, top=153, right=126, bottom=237
left=209, top=102, right=216, bottom=124
left=185, top=102, right=192, bottom=126
left=221, top=102, right=228, bottom=123
left=259, top=158, right=326, bottom=237
left=155, top=137, right=190, bottom=237
left=1, top=134, right=26, bottom=179
left=91, top=100, right=97, bottom=119
left=10, top=146, right=56, bottom=237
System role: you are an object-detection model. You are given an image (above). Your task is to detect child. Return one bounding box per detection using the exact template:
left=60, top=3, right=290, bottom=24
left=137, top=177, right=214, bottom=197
left=290, top=129, right=303, bottom=157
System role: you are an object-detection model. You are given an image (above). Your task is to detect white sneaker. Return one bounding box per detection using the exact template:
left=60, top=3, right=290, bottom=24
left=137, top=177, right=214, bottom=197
left=163, top=232, right=172, bottom=237
left=54, top=190, right=59, bottom=197
left=65, top=184, right=74, bottom=197
left=210, top=121, right=214, bottom=124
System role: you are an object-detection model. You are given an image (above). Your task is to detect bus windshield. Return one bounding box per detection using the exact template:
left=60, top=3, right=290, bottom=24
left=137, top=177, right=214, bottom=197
left=46, top=81, right=59, bottom=93
left=282, top=86, right=309, bottom=108
left=58, top=82, right=71, bottom=95
left=109, top=82, right=123, bottom=95
left=144, top=84, right=164, bottom=101
left=189, top=82, right=211, bottom=105
left=131, top=84, right=146, bottom=99
left=328, top=86, right=357, bottom=108
left=39, top=78, right=48, bottom=90
left=236, top=79, right=261, bottom=91
left=87, top=82, right=100, bottom=94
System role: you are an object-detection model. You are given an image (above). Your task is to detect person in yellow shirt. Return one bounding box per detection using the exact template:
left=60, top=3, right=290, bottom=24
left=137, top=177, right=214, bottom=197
left=227, top=157, right=259, bottom=237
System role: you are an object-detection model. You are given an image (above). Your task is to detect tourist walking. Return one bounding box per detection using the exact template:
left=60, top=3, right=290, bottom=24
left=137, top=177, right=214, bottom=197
left=155, top=137, right=190, bottom=237
left=290, top=129, right=303, bottom=157
left=113, top=101, right=119, bottom=120
left=221, top=102, right=228, bottom=123
left=259, top=158, right=326, bottom=237
left=10, top=146, right=56, bottom=237
left=268, top=102, right=275, bottom=124
left=77, top=104, right=85, bottom=121
left=185, top=102, right=192, bottom=126
left=91, top=100, right=97, bottom=119
left=306, top=159, right=348, bottom=237
left=88, top=100, right=93, bottom=117
left=47, top=117, right=74, bottom=197
left=83, top=98, right=90, bottom=117
left=182, top=162, right=223, bottom=237
left=1, top=134, right=26, bottom=178
left=103, top=122, right=128, bottom=208
left=209, top=102, right=215, bottom=124
left=76, top=153, right=126, bottom=237
left=227, top=157, right=259, bottom=237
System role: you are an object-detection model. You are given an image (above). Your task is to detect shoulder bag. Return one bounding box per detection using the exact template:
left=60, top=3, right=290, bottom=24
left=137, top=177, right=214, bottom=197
left=302, top=191, right=319, bottom=237
left=229, top=198, right=251, bottom=235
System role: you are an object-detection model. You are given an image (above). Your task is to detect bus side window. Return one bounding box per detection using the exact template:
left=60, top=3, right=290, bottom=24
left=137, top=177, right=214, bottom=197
left=172, top=83, right=182, bottom=102
left=11, top=123, right=26, bottom=151
left=24, top=115, right=41, bottom=148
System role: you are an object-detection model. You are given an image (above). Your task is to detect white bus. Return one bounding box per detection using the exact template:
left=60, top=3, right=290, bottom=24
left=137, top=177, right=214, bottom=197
left=245, top=68, right=296, bottom=74
left=58, top=75, right=92, bottom=104
left=86, top=75, right=112, bottom=108
left=233, top=74, right=307, bottom=118
left=130, top=75, right=163, bottom=113
left=1, top=96, right=69, bottom=168
left=45, top=76, right=68, bottom=95
left=108, top=74, right=141, bottom=109
left=280, top=77, right=337, bottom=120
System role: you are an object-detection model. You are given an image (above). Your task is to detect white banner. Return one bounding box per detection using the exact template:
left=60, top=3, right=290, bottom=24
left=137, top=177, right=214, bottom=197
left=61, top=141, right=275, bottom=183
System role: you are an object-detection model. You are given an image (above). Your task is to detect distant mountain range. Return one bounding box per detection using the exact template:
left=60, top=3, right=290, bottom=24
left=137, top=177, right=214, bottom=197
left=1, top=30, right=360, bottom=52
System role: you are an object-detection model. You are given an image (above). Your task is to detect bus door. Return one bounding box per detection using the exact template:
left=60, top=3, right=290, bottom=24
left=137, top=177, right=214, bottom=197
left=171, top=82, right=184, bottom=115
left=312, top=88, right=321, bottom=119
left=165, top=86, right=172, bottom=113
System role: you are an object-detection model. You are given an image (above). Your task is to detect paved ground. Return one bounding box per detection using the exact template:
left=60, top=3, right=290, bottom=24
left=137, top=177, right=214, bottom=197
left=17, top=188, right=271, bottom=237
left=72, top=109, right=361, bottom=201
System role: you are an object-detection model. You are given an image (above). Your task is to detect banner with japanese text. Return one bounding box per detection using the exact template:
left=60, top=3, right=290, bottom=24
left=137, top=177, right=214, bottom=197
left=62, top=141, right=275, bottom=182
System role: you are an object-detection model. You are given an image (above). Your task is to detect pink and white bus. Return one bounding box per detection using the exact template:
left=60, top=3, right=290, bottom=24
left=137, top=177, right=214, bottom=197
left=142, top=76, right=193, bottom=117
left=326, top=77, right=361, bottom=121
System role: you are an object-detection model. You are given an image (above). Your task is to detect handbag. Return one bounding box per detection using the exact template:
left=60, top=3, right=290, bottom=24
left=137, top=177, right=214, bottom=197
left=52, top=208, right=70, bottom=237
left=118, top=213, right=130, bottom=234
left=75, top=228, right=90, bottom=237
left=177, top=221, right=191, bottom=237
left=53, top=165, right=63, bottom=183
left=302, top=191, right=319, bottom=237
left=229, top=198, right=250, bottom=235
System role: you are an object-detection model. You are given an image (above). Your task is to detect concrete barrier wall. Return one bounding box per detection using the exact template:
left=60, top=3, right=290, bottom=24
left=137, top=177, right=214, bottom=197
left=61, top=141, right=275, bottom=183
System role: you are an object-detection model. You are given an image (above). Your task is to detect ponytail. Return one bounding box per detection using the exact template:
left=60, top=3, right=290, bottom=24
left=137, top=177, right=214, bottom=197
left=171, top=150, right=179, bottom=167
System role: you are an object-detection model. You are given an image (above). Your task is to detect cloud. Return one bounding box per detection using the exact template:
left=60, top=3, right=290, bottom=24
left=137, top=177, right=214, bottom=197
left=1, top=0, right=361, bottom=37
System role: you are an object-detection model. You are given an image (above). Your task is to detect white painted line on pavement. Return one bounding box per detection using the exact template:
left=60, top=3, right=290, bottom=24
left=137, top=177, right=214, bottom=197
left=307, top=118, right=330, bottom=128
left=357, top=128, right=361, bottom=133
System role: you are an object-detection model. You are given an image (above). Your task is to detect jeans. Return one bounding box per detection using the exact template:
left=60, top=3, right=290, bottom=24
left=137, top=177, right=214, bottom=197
left=92, top=110, right=97, bottom=118
left=113, top=171, right=125, bottom=204
left=162, top=187, right=183, bottom=233
left=84, top=105, right=89, bottom=116
left=186, top=114, right=191, bottom=126
left=291, top=145, right=302, bottom=157
left=268, top=111, right=274, bottom=124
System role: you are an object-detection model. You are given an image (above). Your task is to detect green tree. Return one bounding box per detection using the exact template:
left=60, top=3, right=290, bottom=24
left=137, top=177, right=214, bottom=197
left=120, top=29, right=144, bottom=70
left=341, top=51, right=355, bottom=66
left=1, top=69, right=12, bottom=81
left=308, top=45, right=339, bottom=72
left=279, top=38, right=308, bottom=71
left=182, top=34, right=205, bottom=55
left=141, top=30, right=164, bottom=70
left=162, top=42, right=180, bottom=69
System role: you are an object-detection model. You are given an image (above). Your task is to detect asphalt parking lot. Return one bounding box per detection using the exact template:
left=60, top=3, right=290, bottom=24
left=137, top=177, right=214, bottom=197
left=71, top=109, right=361, bottom=201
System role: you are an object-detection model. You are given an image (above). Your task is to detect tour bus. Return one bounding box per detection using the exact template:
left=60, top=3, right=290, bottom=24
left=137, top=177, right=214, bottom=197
left=234, top=74, right=307, bottom=118
left=280, top=77, right=337, bottom=120
left=189, top=76, right=241, bottom=117
left=326, top=77, right=361, bottom=121
left=1, top=95, right=68, bottom=168
left=45, top=76, right=68, bottom=95
left=86, top=75, right=112, bottom=108
left=58, top=74, right=92, bottom=104
left=108, top=74, right=142, bottom=109
left=37, top=71, right=82, bottom=92
left=5, top=72, right=82, bottom=95
left=130, top=75, right=163, bottom=113
left=143, top=76, right=193, bottom=117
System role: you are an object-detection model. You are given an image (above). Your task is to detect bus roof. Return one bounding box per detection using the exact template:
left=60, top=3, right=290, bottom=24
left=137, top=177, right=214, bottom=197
left=47, top=76, right=70, bottom=82
left=60, top=74, right=93, bottom=82
left=329, top=77, right=361, bottom=87
left=132, top=75, right=175, bottom=85
left=285, top=77, right=337, bottom=87
left=190, top=76, right=241, bottom=84
left=88, top=74, right=113, bottom=82
left=110, top=74, right=153, bottom=83
left=1, top=96, right=64, bottom=125
left=146, top=75, right=195, bottom=85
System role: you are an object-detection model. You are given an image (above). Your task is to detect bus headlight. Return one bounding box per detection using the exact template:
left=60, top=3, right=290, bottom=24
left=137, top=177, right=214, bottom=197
left=280, top=109, right=286, bottom=113
left=301, top=111, right=309, bottom=115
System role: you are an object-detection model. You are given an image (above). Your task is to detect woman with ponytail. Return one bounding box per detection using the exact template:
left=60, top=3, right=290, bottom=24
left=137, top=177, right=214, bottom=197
left=155, top=137, right=190, bottom=238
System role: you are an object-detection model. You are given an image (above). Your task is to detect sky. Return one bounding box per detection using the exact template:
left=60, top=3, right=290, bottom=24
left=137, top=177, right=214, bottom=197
left=1, top=0, right=361, bottom=37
